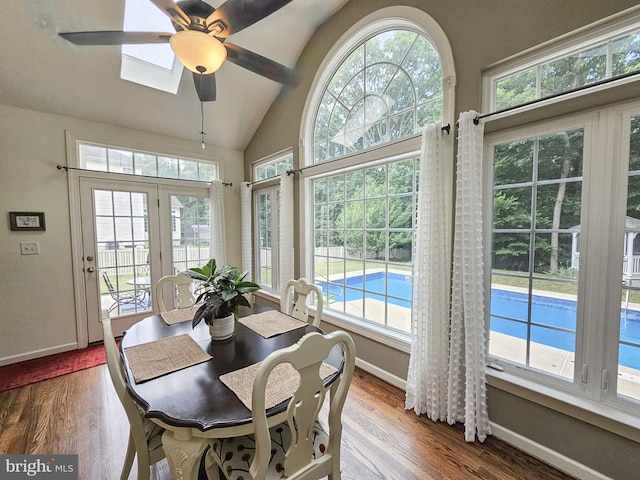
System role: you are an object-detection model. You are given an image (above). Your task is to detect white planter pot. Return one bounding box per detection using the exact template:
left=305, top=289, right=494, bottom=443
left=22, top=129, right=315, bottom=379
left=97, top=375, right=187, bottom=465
left=208, top=314, right=235, bottom=341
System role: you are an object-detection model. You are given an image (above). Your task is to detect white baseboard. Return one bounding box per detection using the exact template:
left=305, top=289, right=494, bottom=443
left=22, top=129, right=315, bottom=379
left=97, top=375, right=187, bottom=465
left=355, top=356, right=406, bottom=390
left=0, top=343, right=79, bottom=367
left=490, top=423, right=611, bottom=480
left=353, top=358, right=605, bottom=479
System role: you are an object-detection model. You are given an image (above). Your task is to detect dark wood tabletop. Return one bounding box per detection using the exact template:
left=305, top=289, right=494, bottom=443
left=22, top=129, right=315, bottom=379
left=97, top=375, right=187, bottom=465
left=121, top=304, right=342, bottom=432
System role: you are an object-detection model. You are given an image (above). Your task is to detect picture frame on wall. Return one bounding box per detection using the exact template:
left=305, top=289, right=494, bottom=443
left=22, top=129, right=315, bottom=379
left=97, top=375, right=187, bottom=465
left=9, top=212, right=46, bottom=231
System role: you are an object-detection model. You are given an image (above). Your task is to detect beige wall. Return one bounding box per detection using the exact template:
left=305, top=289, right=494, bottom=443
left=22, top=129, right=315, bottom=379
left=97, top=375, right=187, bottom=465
left=244, top=0, right=640, bottom=478
left=0, top=103, right=244, bottom=363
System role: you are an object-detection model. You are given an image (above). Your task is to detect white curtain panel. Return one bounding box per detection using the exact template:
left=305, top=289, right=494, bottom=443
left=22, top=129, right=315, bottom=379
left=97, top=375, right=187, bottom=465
left=405, top=122, right=451, bottom=422
left=240, top=182, right=253, bottom=279
left=209, top=180, right=227, bottom=265
left=278, top=171, right=295, bottom=290
left=447, top=111, right=491, bottom=442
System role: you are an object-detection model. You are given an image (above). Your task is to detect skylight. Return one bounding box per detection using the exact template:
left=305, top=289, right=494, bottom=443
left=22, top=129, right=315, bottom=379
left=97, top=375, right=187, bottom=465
left=120, top=0, right=183, bottom=94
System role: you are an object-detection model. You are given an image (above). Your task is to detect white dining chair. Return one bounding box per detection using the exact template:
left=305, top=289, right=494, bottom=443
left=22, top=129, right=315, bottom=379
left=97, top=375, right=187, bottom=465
left=280, top=278, right=323, bottom=327
left=155, top=272, right=195, bottom=312
left=101, top=316, right=165, bottom=480
left=205, top=330, right=356, bottom=480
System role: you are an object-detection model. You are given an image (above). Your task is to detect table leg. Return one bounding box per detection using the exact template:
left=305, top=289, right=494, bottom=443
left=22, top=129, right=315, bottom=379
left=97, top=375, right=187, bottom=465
left=162, top=429, right=208, bottom=480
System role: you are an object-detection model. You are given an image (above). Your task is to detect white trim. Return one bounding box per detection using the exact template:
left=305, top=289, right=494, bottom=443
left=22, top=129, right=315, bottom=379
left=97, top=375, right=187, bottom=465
left=0, top=342, right=79, bottom=367
left=482, top=5, right=640, bottom=115
left=66, top=131, right=89, bottom=348
left=251, top=147, right=294, bottom=182
left=65, top=130, right=218, bottom=347
left=300, top=5, right=456, bottom=168
left=346, top=354, right=619, bottom=479
left=487, top=369, right=640, bottom=443
left=489, top=423, right=612, bottom=480
left=484, top=102, right=640, bottom=436
left=321, top=310, right=411, bottom=354
left=297, top=7, right=456, bottom=344
left=64, top=129, right=223, bottom=181
left=355, top=357, right=406, bottom=391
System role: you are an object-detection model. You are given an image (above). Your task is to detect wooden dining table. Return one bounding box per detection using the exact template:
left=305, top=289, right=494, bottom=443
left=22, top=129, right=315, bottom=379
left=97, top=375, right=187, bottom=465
left=120, top=304, right=342, bottom=480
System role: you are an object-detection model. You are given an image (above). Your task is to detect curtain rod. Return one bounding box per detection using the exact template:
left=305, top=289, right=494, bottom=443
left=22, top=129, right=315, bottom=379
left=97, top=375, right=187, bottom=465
left=474, top=69, right=640, bottom=124
left=56, top=165, right=232, bottom=186
left=275, top=125, right=451, bottom=178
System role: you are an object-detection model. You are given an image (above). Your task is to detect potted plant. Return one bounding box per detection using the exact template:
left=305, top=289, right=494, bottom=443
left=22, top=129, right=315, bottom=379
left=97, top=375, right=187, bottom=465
left=184, top=259, right=260, bottom=340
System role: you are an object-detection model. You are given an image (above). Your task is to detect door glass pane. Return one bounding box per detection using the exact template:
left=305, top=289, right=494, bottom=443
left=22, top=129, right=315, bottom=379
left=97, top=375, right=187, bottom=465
left=620, top=115, right=640, bottom=401
left=171, top=195, right=211, bottom=275
left=95, top=189, right=151, bottom=318
left=256, top=192, right=273, bottom=288
left=490, top=129, right=583, bottom=379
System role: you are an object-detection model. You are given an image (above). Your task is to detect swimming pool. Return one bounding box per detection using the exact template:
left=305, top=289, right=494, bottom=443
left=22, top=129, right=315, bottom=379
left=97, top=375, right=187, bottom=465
left=318, top=272, right=640, bottom=370
left=319, top=271, right=412, bottom=309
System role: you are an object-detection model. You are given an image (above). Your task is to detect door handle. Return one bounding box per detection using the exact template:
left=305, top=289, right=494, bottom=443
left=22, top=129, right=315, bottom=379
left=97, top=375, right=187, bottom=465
left=86, top=266, right=96, bottom=273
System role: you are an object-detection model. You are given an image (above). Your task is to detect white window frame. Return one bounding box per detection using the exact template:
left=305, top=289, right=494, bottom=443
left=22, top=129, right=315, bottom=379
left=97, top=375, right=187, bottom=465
left=299, top=6, right=455, bottom=350
left=481, top=6, right=640, bottom=438
left=253, top=148, right=293, bottom=182
left=485, top=104, right=640, bottom=437
left=482, top=6, right=640, bottom=119
left=253, top=184, right=280, bottom=292
left=250, top=149, right=293, bottom=293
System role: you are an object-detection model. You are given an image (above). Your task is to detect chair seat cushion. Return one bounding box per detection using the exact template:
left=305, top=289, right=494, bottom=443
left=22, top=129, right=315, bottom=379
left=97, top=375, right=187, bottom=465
left=209, top=421, right=328, bottom=480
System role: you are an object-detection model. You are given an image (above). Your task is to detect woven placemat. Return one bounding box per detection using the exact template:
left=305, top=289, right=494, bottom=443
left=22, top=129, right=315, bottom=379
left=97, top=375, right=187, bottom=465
left=160, top=306, right=200, bottom=325
left=124, top=334, right=211, bottom=383
left=239, top=310, right=307, bottom=338
left=220, top=361, right=337, bottom=410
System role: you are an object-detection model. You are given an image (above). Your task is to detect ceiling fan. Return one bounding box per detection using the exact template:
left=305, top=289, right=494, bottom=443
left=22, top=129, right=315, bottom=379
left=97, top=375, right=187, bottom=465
left=59, top=0, right=299, bottom=102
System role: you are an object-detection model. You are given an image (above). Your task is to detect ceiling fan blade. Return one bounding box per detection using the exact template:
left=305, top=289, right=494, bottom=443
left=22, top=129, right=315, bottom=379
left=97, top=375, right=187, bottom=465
left=205, top=0, right=293, bottom=38
left=193, top=72, right=217, bottom=102
left=149, top=0, right=192, bottom=30
left=224, top=43, right=299, bottom=86
left=59, top=31, right=172, bottom=46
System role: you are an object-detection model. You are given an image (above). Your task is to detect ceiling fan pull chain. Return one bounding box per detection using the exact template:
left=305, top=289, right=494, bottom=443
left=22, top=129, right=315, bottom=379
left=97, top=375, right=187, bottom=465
left=200, top=92, right=207, bottom=149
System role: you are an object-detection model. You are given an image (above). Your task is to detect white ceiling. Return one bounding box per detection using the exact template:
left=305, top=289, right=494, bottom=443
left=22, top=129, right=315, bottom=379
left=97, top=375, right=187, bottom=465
left=0, top=0, right=347, bottom=150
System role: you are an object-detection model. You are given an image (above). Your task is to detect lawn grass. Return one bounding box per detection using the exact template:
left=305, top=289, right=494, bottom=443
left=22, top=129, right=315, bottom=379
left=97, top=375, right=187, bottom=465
left=492, top=270, right=640, bottom=304
left=315, top=259, right=412, bottom=278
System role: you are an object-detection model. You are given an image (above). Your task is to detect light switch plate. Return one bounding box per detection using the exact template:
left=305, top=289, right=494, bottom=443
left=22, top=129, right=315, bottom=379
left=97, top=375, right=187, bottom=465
left=20, top=241, right=40, bottom=255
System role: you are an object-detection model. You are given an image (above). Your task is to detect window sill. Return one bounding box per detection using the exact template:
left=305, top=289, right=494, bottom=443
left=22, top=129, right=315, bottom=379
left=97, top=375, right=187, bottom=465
left=487, top=369, right=640, bottom=443
left=254, top=290, right=412, bottom=353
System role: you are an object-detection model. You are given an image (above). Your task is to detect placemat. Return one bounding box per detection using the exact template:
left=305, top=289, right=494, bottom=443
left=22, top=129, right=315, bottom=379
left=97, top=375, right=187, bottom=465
left=239, top=310, right=307, bottom=338
left=220, top=361, right=337, bottom=410
left=160, top=306, right=200, bottom=325
left=124, top=334, right=211, bottom=383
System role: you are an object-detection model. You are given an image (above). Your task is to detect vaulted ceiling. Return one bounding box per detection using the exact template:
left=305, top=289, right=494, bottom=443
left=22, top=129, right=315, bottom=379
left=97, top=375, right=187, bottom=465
left=0, top=0, right=348, bottom=150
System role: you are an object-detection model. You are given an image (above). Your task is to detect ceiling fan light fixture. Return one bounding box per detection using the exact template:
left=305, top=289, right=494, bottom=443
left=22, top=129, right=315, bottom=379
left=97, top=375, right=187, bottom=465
left=169, top=30, right=227, bottom=74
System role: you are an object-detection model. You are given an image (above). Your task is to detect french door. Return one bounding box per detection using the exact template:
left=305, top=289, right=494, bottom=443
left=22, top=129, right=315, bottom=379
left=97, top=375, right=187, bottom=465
left=80, top=178, right=159, bottom=341
left=79, top=177, right=211, bottom=342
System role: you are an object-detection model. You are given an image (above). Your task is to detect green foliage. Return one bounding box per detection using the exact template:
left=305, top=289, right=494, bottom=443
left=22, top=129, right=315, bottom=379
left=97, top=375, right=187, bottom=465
left=495, top=32, right=640, bottom=112
left=184, top=259, right=260, bottom=327
left=492, top=129, right=583, bottom=273
left=314, top=29, right=443, bottom=162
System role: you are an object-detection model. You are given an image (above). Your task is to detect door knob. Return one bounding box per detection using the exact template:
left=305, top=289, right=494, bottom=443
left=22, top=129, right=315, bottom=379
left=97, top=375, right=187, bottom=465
left=86, top=266, right=96, bottom=273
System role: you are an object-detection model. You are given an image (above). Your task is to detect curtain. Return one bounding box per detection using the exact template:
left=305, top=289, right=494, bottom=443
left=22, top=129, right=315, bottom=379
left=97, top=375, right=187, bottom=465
left=209, top=180, right=227, bottom=265
left=405, top=122, right=451, bottom=422
left=241, top=182, right=253, bottom=279
left=447, top=111, right=490, bottom=442
left=279, top=171, right=294, bottom=290
left=405, top=112, right=490, bottom=443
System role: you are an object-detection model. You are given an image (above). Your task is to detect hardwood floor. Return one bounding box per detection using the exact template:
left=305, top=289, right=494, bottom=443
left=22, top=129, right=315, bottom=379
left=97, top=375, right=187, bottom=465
left=0, top=366, right=574, bottom=480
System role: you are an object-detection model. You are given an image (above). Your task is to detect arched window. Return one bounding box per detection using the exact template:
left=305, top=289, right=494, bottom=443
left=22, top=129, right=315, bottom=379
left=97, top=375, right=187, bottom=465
left=301, top=7, right=455, bottom=343
left=313, top=29, right=444, bottom=162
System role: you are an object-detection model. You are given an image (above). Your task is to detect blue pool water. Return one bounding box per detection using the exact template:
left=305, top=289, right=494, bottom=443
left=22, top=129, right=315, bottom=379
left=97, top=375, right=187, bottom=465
left=318, top=272, right=640, bottom=370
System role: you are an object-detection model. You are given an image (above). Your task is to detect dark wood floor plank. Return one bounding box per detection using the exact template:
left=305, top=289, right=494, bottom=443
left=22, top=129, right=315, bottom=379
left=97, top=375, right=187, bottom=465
left=0, top=365, right=574, bottom=480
